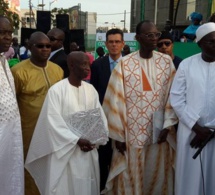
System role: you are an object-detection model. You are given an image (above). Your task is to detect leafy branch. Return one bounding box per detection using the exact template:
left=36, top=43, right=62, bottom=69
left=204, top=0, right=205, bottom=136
left=0, top=0, right=20, bottom=29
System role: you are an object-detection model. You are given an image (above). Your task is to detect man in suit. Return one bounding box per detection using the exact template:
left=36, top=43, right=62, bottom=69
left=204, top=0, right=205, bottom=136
left=47, top=28, right=69, bottom=78
left=90, top=28, right=125, bottom=191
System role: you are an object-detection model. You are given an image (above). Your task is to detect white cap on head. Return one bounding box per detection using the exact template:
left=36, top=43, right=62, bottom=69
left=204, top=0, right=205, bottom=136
left=196, top=22, right=215, bottom=42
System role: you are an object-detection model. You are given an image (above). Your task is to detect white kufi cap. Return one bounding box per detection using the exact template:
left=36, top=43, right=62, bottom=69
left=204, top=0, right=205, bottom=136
left=196, top=22, right=215, bottom=42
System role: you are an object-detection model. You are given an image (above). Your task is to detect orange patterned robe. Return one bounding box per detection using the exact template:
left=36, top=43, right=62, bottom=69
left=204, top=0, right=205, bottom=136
left=102, top=51, right=177, bottom=195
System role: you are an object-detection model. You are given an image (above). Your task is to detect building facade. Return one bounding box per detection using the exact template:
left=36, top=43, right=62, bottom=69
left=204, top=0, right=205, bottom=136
left=130, top=0, right=213, bottom=32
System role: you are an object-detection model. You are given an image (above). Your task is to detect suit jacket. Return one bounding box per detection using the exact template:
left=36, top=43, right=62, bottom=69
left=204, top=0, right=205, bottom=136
left=173, top=55, right=183, bottom=70
left=49, top=49, right=69, bottom=78
left=90, top=56, right=111, bottom=104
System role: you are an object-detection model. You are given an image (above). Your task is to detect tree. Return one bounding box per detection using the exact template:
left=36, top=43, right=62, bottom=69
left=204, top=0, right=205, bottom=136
left=0, top=0, right=20, bottom=29
left=51, top=7, right=69, bottom=27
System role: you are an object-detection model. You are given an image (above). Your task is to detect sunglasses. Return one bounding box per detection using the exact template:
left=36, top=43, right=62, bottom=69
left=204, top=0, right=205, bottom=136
left=33, top=44, right=51, bottom=49
left=48, top=36, right=62, bottom=42
left=157, top=41, right=172, bottom=48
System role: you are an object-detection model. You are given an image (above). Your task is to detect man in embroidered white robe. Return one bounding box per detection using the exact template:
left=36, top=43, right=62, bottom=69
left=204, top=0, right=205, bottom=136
left=25, top=52, right=108, bottom=195
left=0, top=16, right=24, bottom=195
left=170, top=22, right=215, bottom=195
left=102, top=21, right=177, bottom=195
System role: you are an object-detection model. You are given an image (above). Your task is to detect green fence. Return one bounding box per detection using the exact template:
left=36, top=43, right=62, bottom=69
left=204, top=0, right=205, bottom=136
left=173, top=42, right=201, bottom=59
left=90, top=36, right=202, bottom=60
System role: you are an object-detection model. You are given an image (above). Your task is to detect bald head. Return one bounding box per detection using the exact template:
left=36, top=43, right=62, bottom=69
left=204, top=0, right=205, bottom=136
left=47, top=28, right=65, bottom=51
left=67, top=51, right=86, bottom=66
left=47, top=28, right=65, bottom=41
left=29, top=32, right=50, bottom=45
left=67, top=51, right=90, bottom=81
left=136, top=20, right=155, bottom=35
left=28, top=32, right=51, bottom=65
left=0, top=16, right=13, bottom=53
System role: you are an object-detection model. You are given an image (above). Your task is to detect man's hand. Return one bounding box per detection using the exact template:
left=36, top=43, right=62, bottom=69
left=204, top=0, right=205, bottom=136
left=190, top=135, right=204, bottom=148
left=190, top=123, right=214, bottom=148
left=77, top=138, right=95, bottom=152
left=157, top=128, right=169, bottom=144
left=115, top=141, right=126, bottom=155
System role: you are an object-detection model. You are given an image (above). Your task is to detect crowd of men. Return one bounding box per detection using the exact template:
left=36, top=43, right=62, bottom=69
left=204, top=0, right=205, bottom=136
left=1, top=13, right=215, bottom=195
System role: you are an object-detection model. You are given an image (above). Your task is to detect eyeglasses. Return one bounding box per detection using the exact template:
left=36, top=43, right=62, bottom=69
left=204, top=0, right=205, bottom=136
left=48, top=36, right=62, bottom=42
left=33, top=44, right=51, bottom=49
left=142, top=32, right=162, bottom=39
left=157, top=41, right=172, bottom=48
left=107, top=40, right=122, bottom=44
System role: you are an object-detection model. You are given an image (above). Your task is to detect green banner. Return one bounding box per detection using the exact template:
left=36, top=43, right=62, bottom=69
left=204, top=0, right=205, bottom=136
left=94, top=33, right=201, bottom=60
left=94, top=33, right=138, bottom=59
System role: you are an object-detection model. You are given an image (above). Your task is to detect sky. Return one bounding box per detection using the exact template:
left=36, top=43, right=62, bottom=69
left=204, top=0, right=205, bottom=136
left=20, top=0, right=131, bottom=30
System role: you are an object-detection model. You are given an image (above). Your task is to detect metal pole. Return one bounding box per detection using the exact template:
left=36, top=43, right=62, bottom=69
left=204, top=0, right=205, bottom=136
left=140, top=0, right=145, bottom=21
left=154, top=0, right=158, bottom=24
left=124, top=10, right=126, bottom=32
left=207, top=0, right=213, bottom=19
left=173, top=0, right=181, bottom=26
left=29, top=0, right=32, bottom=28
left=42, top=0, right=44, bottom=10
left=49, top=0, right=57, bottom=11
left=169, top=0, right=174, bottom=22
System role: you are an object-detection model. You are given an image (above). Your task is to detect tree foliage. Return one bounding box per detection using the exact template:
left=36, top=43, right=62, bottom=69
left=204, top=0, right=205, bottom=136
left=51, top=7, right=69, bottom=27
left=0, top=0, right=20, bottom=29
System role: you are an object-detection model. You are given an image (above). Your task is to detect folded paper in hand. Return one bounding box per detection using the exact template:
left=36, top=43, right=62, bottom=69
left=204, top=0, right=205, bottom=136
left=64, top=108, right=108, bottom=145
left=152, top=110, right=164, bottom=144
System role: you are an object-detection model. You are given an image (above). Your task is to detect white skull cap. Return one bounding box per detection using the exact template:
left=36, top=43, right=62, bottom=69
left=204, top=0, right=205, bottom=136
left=196, top=22, right=215, bottom=42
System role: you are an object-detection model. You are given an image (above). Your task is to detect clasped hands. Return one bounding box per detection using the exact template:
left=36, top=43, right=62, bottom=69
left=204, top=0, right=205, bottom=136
left=190, top=123, right=215, bottom=148
left=77, top=138, right=95, bottom=152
